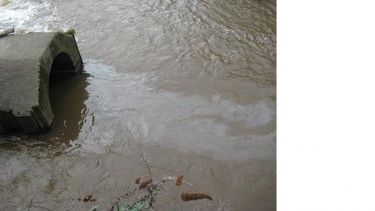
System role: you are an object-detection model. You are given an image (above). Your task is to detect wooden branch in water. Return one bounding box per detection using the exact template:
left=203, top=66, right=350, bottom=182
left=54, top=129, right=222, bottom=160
left=0, top=28, right=15, bottom=38
left=141, top=153, right=152, bottom=179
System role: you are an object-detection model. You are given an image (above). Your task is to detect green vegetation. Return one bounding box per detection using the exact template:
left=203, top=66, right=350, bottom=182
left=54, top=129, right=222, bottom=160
left=112, top=201, right=146, bottom=211
left=66, top=29, right=76, bottom=36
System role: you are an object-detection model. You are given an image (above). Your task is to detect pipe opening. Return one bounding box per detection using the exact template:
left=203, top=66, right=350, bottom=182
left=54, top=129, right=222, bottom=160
left=49, top=53, right=76, bottom=88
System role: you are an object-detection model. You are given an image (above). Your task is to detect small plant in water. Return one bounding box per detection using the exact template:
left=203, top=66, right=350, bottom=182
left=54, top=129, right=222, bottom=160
left=105, top=154, right=213, bottom=211
left=112, top=201, right=146, bottom=211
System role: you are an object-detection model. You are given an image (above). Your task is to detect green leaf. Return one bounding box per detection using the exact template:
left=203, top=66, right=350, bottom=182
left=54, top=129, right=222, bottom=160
left=119, top=203, right=131, bottom=211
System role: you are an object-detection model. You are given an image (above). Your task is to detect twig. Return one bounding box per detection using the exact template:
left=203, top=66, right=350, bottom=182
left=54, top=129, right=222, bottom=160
left=141, top=153, right=152, bottom=179
left=27, top=198, right=34, bottom=211
left=65, top=145, right=80, bottom=153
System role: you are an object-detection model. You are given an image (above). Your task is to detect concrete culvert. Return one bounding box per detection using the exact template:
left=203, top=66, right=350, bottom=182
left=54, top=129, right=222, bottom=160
left=0, top=32, right=83, bottom=134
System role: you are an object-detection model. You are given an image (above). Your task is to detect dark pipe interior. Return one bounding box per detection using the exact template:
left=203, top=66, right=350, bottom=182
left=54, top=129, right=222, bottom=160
left=49, top=53, right=76, bottom=88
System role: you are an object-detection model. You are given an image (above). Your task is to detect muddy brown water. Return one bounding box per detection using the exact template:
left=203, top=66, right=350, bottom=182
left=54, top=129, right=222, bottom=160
left=0, top=0, right=276, bottom=210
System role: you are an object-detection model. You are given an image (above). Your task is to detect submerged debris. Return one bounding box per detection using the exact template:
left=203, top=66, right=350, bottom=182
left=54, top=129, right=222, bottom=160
left=181, top=192, right=213, bottom=201
left=82, top=194, right=96, bottom=203
left=162, top=176, right=193, bottom=186
left=135, top=177, right=141, bottom=184
left=175, top=175, right=184, bottom=186
left=161, top=176, right=176, bottom=183
left=108, top=154, right=213, bottom=210
left=139, top=179, right=152, bottom=189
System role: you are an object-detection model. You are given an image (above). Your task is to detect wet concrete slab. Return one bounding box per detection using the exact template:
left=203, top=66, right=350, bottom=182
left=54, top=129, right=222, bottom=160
left=0, top=32, right=83, bottom=134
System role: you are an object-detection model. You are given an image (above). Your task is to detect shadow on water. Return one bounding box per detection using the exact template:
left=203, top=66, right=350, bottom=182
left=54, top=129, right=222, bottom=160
left=47, top=71, right=89, bottom=144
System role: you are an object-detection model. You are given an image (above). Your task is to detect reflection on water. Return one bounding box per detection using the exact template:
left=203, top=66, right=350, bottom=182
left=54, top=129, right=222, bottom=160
left=0, top=0, right=276, bottom=210
left=47, top=72, right=89, bottom=145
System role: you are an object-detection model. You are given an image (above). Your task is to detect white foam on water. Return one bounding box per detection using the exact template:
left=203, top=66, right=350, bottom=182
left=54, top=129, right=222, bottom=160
left=75, top=61, right=275, bottom=162
left=0, top=0, right=69, bottom=33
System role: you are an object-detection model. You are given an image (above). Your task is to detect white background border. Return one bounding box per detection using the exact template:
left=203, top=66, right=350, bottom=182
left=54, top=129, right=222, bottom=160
left=278, top=0, right=375, bottom=210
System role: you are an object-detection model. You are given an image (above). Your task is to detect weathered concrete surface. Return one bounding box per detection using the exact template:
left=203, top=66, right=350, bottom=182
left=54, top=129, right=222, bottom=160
left=0, top=32, right=83, bottom=134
